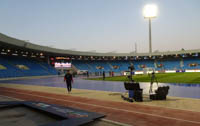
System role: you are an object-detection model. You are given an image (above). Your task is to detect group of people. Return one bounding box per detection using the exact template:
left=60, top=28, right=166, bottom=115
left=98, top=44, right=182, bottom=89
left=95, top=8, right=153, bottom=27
left=103, top=71, right=115, bottom=80
left=64, top=68, right=157, bottom=94
left=109, top=71, right=114, bottom=77
left=86, top=71, right=113, bottom=80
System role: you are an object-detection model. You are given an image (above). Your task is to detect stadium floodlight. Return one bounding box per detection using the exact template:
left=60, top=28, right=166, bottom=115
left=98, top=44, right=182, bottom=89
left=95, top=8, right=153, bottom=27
left=143, top=4, right=158, bottom=18
left=143, top=4, right=158, bottom=53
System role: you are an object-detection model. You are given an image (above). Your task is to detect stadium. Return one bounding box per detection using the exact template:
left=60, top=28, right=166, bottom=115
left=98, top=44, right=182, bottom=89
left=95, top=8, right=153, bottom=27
left=0, top=1, right=200, bottom=126
left=1, top=32, right=200, bottom=77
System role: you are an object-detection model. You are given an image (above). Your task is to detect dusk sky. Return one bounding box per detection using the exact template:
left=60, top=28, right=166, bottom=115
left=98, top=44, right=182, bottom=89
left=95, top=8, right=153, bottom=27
left=0, top=0, right=199, bottom=53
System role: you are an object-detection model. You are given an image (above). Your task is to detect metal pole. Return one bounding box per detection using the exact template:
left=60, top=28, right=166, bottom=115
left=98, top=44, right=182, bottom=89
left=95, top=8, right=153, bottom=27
left=135, top=43, right=137, bottom=53
left=149, top=18, right=152, bottom=53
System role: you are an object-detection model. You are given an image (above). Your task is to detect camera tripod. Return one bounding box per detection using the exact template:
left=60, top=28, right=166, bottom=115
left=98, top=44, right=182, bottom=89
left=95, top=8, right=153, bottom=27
left=149, top=72, right=158, bottom=94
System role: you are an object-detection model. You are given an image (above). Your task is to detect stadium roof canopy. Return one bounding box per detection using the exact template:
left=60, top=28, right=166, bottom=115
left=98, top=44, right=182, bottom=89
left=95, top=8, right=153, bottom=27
left=0, top=33, right=200, bottom=57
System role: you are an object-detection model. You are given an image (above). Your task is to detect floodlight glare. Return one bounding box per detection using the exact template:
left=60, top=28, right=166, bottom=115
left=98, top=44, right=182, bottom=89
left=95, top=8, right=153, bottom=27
left=143, top=4, right=158, bottom=18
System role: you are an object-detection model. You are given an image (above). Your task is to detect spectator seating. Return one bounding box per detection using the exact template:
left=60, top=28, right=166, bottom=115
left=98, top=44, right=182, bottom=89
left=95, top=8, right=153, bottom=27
left=0, top=55, right=57, bottom=78
left=72, top=58, right=200, bottom=73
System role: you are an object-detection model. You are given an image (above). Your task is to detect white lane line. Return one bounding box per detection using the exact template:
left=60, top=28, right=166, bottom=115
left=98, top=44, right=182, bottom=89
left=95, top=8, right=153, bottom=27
left=118, top=94, right=200, bottom=113
left=1, top=85, right=200, bottom=113
left=2, top=89, right=200, bottom=125
left=0, top=92, right=130, bottom=126
left=101, top=119, right=132, bottom=126
left=0, top=94, right=23, bottom=101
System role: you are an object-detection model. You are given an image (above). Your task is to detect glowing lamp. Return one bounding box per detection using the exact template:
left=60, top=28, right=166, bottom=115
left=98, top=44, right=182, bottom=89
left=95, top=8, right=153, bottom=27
left=143, top=4, right=158, bottom=18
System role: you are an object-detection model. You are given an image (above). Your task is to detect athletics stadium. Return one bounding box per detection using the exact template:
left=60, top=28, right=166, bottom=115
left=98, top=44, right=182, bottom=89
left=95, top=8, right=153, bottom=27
left=0, top=1, right=200, bottom=126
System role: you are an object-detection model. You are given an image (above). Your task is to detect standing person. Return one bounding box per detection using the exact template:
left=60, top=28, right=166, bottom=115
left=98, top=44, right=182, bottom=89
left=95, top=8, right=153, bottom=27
left=102, top=71, right=105, bottom=80
left=112, top=71, right=114, bottom=77
left=86, top=71, right=89, bottom=78
left=128, top=64, right=135, bottom=82
left=64, top=70, right=73, bottom=93
left=109, top=71, right=111, bottom=77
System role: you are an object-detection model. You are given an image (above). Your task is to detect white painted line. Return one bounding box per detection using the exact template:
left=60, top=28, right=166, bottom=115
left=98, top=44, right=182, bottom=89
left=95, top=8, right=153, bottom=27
left=2, top=90, right=200, bottom=125
left=134, top=102, right=200, bottom=113
left=0, top=91, right=129, bottom=126
left=1, top=86, right=200, bottom=113
left=0, top=94, right=23, bottom=101
left=101, top=119, right=132, bottom=126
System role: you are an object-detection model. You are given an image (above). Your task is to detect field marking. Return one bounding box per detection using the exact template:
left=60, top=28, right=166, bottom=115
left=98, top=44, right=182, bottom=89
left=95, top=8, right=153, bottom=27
left=1, top=85, right=200, bottom=113
left=0, top=93, right=129, bottom=126
left=0, top=94, right=23, bottom=101
left=1, top=89, right=200, bottom=125
left=101, top=119, right=132, bottom=126
left=1, top=84, right=200, bottom=114
left=0, top=94, right=129, bottom=126
left=133, top=101, right=200, bottom=113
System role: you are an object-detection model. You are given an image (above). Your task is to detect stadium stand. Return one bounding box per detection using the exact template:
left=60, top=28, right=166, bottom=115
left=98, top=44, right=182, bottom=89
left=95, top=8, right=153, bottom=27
left=72, top=58, right=200, bottom=74
left=0, top=55, right=57, bottom=78
left=183, top=58, right=200, bottom=70
left=1, top=32, right=200, bottom=77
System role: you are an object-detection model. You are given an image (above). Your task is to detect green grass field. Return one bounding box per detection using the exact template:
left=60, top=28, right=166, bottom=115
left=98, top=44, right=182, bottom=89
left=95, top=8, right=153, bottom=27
left=88, top=72, right=200, bottom=84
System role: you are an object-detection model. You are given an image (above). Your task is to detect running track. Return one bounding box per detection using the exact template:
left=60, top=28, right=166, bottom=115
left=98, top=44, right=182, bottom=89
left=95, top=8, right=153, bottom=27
left=0, top=87, right=200, bottom=126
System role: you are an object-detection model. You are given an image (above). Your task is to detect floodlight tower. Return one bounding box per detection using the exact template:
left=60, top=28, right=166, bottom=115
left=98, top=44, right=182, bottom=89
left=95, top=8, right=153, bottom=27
left=143, top=4, right=158, bottom=54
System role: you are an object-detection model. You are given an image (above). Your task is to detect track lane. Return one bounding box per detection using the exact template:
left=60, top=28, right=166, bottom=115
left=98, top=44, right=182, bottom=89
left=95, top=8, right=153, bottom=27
left=0, top=87, right=200, bottom=126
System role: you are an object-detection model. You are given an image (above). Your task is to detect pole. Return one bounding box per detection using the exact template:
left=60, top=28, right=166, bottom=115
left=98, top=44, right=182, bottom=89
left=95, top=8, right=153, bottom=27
left=135, top=43, right=137, bottom=53
left=149, top=18, right=152, bottom=53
